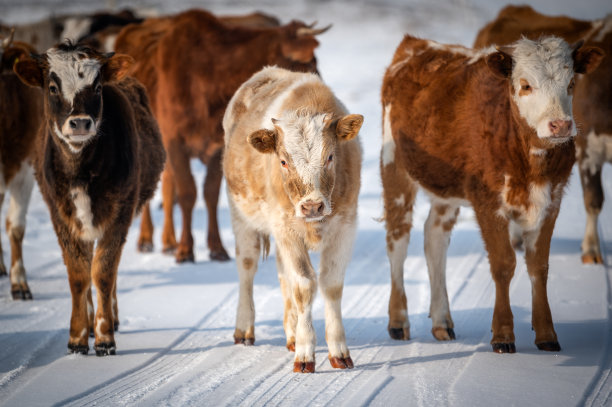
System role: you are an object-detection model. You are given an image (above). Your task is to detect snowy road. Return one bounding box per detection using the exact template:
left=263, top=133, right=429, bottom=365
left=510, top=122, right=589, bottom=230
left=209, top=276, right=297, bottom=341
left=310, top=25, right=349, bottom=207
left=1, top=1, right=611, bottom=406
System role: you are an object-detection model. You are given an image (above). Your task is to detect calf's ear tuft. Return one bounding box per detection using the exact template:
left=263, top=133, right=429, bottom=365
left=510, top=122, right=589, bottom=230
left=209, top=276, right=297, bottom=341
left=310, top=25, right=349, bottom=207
left=13, top=57, right=43, bottom=88
left=335, top=114, right=363, bottom=141
left=572, top=45, right=604, bottom=74
left=248, top=129, right=277, bottom=153
left=486, top=50, right=513, bottom=79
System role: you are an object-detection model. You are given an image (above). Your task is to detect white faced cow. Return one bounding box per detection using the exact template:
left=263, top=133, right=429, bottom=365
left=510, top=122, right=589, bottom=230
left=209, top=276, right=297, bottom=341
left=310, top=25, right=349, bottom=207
left=223, top=66, right=363, bottom=373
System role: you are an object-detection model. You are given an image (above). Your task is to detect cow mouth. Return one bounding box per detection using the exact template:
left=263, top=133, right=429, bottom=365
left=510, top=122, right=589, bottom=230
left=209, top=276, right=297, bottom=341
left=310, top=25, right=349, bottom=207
left=68, top=133, right=95, bottom=143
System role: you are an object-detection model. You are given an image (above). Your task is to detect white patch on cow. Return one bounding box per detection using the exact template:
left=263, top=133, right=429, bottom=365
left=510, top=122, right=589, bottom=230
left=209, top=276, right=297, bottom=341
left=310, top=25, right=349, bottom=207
left=70, top=328, right=88, bottom=343
left=426, top=40, right=495, bottom=65
left=71, top=187, right=102, bottom=241
left=60, top=17, right=93, bottom=44
left=95, top=317, right=106, bottom=338
left=530, top=147, right=547, bottom=156
left=394, top=194, right=405, bottom=207
left=47, top=48, right=101, bottom=106
left=103, top=34, right=118, bottom=53
left=510, top=37, right=576, bottom=141
left=9, top=260, right=26, bottom=286
left=579, top=131, right=612, bottom=176
left=6, top=162, right=34, bottom=230
left=388, top=48, right=415, bottom=76
left=382, top=104, right=395, bottom=166
left=593, top=14, right=612, bottom=42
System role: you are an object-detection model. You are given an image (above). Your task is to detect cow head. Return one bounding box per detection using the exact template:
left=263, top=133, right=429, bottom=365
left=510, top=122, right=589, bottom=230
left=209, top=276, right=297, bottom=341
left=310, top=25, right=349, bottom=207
left=278, top=21, right=331, bottom=74
left=248, top=111, right=363, bottom=222
left=13, top=41, right=133, bottom=153
left=486, top=36, right=604, bottom=147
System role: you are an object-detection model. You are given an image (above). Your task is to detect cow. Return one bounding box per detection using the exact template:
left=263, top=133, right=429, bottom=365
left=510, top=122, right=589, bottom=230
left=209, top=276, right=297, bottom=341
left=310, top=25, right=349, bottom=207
left=380, top=35, right=603, bottom=353
left=14, top=42, right=165, bottom=355
left=0, top=29, right=42, bottom=300
left=223, top=66, right=363, bottom=373
left=114, top=9, right=329, bottom=263
left=474, top=5, right=612, bottom=265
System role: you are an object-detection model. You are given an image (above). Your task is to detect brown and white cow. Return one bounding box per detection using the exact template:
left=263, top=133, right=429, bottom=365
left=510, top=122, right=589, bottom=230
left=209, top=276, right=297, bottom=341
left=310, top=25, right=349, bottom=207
left=0, top=30, right=42, bottom=300
left=114, top=9, right=328, bottom=263
left=223, top=67, right=363, bottom=372
left=474, top=5, right=612, bottom=265
left=14, top=42, right=165, bottom=355
left=381, top=35, right=603, bottom=352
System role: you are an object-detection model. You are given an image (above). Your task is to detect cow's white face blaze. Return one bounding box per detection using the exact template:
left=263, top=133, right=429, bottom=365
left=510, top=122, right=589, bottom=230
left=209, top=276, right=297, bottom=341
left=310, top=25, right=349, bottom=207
left=248, top=111, right=363, bottom=222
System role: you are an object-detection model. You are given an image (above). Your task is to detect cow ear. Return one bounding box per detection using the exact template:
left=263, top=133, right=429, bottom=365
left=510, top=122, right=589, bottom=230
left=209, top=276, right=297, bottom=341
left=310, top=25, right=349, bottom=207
left=248, top=129, right=277, bottom=154
left=334, top=114, right=363, bottom=141
left=572, top=44, right=604, bottom=74
left=13, top=57, right=44, bottom=88
left=101, top=53, right=134, bottom=82
left=486, top=50, right=513, bottom=78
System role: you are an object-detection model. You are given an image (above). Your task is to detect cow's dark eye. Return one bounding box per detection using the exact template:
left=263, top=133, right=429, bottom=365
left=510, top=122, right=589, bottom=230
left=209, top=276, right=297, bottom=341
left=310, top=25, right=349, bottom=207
left=328, top=154, right=333, bottom=163
left=95, top=84, right=102, bottom=95
left=280, top=160, right=288, bottom=168
left=49, top=85, right=58, bottom=95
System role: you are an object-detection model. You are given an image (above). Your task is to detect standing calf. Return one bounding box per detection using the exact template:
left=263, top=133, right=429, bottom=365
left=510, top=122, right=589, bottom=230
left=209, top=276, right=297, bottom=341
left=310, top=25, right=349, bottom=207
left=381, top=35, right=603, bottom=352
left=14, top=43, right=165, bottom=355
left=0, top=31, right=42, bottom=299
left=223, top=67, right=363, bottom=372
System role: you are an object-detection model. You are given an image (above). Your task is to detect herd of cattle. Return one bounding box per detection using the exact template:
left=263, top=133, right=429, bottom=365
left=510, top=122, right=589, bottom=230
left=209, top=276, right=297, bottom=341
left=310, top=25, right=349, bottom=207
left=0, top=5, right=609, bottom=372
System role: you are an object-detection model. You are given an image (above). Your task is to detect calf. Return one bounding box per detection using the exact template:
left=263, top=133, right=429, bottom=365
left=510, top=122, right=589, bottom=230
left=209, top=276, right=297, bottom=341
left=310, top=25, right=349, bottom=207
left=381, top=35, right=603, bottom=352
left=223, top=67, right=363, bottom=372
left=14, top=42, right=165, bottom=355
left=115, top=9, right=328, bottom=263
left=0, top=30, right=42, bottom=299
left=474, top=5, right=612, bottom=264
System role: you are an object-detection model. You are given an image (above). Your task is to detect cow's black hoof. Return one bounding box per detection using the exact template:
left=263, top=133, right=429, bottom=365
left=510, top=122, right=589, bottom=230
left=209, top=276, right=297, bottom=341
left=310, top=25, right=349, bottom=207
left=536, top=341, right=561, bottom=352
left=492, top=342, right=516, bottom=353
left=95, top=342, right=116, bottom=356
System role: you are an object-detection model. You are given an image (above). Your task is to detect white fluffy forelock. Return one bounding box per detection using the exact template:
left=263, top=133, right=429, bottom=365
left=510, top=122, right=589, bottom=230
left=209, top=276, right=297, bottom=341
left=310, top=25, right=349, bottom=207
left=47, top=48, right=101, bottom=105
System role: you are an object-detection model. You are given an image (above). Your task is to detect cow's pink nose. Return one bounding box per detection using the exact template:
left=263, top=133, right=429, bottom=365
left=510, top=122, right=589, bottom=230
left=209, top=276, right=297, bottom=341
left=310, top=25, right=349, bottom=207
left=301, top=201, right=324, bottom=218
left=548, top=120, right=572, bottom=136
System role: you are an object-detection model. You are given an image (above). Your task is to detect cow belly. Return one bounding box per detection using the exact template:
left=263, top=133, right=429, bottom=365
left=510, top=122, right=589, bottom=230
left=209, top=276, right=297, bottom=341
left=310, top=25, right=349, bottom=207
left=579, top=131, right=612, bottom=175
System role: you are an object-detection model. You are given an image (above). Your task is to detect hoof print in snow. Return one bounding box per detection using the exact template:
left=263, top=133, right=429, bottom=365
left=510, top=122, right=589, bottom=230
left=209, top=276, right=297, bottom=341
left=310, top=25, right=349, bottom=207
left=293, top=361, right=315, bottom=373
left=329, top=356, right=354, bottom=369
left=536, top=341, right=561, bottom=352
left=388, top=327, right=410, bottom=340
left=95, top=342, right=116, bottom=356
left=492, top=342, right=516, bottom=354
left=68, top=344, right=89, bottom=355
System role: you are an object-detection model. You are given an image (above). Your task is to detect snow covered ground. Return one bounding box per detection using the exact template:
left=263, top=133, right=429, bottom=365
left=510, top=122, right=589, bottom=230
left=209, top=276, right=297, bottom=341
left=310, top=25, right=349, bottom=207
left=1, top=0, right=611, bottom=405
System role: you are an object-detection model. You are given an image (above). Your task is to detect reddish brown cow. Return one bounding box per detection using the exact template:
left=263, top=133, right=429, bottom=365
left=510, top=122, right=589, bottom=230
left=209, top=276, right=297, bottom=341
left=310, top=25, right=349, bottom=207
left=14, top=42, right=165, bottom=355
left=0, top=31, right=43, bottom=300
left=114, top=9, right=328, bottom=262
left=381, top=35, right=603, bottom=352
left=474, top=5, right=612, bottom=264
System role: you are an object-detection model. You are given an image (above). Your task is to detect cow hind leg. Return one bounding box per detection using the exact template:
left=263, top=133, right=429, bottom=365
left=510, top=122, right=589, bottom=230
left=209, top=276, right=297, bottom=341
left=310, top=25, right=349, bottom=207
left=203, top=149, right=229, bottom=261
left=579, top=163, right=604, bottom=264
left=137, top=203, right=154, bottom=252
left=424, top=200, right=459, bottom=341
left=277, top=249, right=297, bottom=351
left=381, top=148, right=417, bottom=340
left=161, top=168, right=178, bottom=254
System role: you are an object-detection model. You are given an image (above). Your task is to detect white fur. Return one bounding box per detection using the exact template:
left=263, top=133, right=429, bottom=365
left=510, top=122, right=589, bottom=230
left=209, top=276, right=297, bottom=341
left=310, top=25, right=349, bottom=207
left=382, top=104, right=395, bottom=166
left=71, top=187, right=102, bottom=241
left=593, top=14, right=612, bottom=42
left=47, top=48, right=101, bottom=106
left=60, top=17, right=92, bottom=44
left=6, top=162, right=34, bottom=230
left=579, top=131, right=612, bottom=177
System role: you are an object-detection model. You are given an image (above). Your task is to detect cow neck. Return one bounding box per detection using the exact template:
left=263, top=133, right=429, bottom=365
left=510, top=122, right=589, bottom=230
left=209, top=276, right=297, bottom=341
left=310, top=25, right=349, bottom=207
left=47, top=125, right=100, bottom=182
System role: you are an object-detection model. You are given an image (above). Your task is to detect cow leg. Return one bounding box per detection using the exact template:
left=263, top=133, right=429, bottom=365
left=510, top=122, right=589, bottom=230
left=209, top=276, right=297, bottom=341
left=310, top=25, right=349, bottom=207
left=475, top=209, right=516, bottom=353
left=112, top=282, right=119, bottom=332
left=381, top=138, right=417, bottom=340
left=231, top=209, right=260, bottom=346
left=524, top=211, right=561, bottom=352
left=7, top=163, right=34, bottom=300
left=578, top=160, right=604, bottom=264
left=424, top=201, right=459, bottom=341
left=203, top=148, right=229, bottom=261
left=160, top=168, right=178, bottom=254
left=166, top=141, right=196, bottom=263
left=0, top=192, right=6, bottom=277
left=137, top=203, right=154, bottom=252
left=276, top=248, right=297, bottom=351
left=319, top=216, right=356, bottom=369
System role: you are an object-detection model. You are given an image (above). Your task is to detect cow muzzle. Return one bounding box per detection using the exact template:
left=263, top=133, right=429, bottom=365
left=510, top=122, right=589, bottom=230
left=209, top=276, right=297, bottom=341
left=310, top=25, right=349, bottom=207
left=297, top=197, right=332, bottom=222
left=61, top=115, right=97, bottom=143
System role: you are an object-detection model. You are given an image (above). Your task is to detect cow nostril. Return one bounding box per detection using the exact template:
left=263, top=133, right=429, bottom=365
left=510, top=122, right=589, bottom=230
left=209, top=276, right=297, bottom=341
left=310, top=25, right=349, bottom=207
left=69, top=120, right=78, bottom=129
left=315, top=202, right=323, bottom=214
left=84, top=120, right=92, bottom=131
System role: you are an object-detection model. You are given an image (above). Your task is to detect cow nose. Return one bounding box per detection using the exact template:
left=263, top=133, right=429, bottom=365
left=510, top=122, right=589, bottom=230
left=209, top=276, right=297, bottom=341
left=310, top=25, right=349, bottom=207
left=548, top=120, right=572, bottom=136
left=69, top=118, right=93, bottom=133
left=301, top=200, right=324, bottom=218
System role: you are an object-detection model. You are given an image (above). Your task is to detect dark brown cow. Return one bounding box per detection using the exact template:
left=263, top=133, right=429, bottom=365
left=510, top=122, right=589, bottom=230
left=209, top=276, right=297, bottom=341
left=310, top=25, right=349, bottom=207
left=0, top=30, right=43, bottom=300
left=381, top=35, right=603, bottom=352
left=474, top=5, right=612, bottom=264
left=115, top=9, right=328, bottom=262
left=14, top=42, right=165, bottom=355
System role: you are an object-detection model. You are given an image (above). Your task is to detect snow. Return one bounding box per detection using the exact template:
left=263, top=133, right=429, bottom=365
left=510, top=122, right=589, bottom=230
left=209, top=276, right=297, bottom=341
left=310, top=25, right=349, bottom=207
left=1, top=0, right=611, bottom=406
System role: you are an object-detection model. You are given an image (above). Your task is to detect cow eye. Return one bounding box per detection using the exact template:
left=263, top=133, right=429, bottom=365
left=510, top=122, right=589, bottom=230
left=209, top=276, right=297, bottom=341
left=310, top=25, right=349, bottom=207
left=521, top=83, right=531, bottom=91
left=280, top=160, right=288, bottom=168
left=49, top=84, right=58, bottom=95
left=328, top=154, right=333, bottom=163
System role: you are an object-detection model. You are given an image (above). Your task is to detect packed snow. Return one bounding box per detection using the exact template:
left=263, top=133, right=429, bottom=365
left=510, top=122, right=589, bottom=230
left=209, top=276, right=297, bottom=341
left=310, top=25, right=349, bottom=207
left=0, top=0, right=611, bottom=406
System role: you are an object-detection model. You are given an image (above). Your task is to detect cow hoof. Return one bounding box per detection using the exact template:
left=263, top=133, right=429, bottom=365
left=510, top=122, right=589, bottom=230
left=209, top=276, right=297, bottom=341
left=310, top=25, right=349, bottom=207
left=137, top=242, right=154, bottom=253
left=95, top=342, right=116, bottom=356
left=581, top=252, right=603, bottom=264
left=234, top=336, right=255, bottom=346
left=432, top=327, right=455, bottom=341
left=162, top=246, right=176, bottom=255
left=11, top=288, right=33, bottom=300
left=175, top=252, right=195, bottom=263
left=68, top=344, right=89, bottom=355
left=286, top=342, right=295, bottom=352
left=209, top=249, right=230, bottom=262
left=536, top=341, right=561, bottom=352
left=293, top=361, right=315, bottom=373
left=388, top=327, right=410, bottom=340
left=492, top=342, right=516, bottom=353
left=329, top=356, right=354, bottom=369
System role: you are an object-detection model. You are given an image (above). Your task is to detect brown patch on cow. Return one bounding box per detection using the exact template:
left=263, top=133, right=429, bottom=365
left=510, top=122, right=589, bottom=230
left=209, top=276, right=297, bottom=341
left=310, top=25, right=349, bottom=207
left=518, top=78, right=533, bottom=96
left=243, top=257, right=254, bottom=270
left=323, top=286, right=343, bottom=301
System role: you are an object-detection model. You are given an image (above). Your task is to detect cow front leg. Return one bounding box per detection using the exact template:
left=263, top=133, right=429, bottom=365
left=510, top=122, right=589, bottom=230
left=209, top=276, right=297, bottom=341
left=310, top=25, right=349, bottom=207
left=424, top=201, right=459, bottom=341
left=0, top=193, right=5, bottom=277
left=319, top=216, right=356, bottom=369
left=160, top=168, right=178, bottom=254
left=381, top=153, right=417, bottom=340
left=524, top=211, right=561, bottom=352
left=579, top=162, right=604, bottom=264
left=276, top=249, right=297, bottom=351
left=476, top=210, right=516, bottom=353
left=203, top=148, right=229, bottom=261
left=137, top=203, right=154, bottom=252
left=231, top=211, right=260, bottom=345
